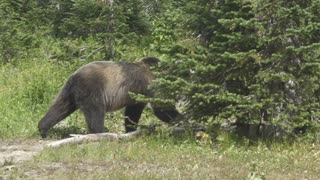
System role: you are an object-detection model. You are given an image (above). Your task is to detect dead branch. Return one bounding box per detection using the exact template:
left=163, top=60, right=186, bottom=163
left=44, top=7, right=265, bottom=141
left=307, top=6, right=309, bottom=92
left=45, top=125, right=207, bottom=148
left=46, top=130, right=146, bottom=148
left=85, top=46, right=105, bottom=60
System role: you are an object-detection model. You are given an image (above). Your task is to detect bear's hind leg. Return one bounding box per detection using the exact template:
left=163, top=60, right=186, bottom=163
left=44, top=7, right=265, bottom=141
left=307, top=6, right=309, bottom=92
left=82, top=105, right=106, bottom=133
left=124, top=104, right=145, bottom=132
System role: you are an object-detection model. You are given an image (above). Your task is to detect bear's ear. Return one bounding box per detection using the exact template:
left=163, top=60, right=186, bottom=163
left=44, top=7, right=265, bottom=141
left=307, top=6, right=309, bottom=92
left=140, top=57, right=160, bottom=67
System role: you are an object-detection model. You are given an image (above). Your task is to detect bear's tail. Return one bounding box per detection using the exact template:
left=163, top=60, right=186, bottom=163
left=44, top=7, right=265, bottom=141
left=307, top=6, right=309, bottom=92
left=38, top=78, right=77, bottom=138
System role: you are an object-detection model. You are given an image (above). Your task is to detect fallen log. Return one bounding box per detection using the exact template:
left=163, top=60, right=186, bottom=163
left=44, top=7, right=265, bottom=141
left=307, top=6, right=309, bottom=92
left=46, top=130, right=146, bottom=148
left=45, top=125, right=207, bottom=148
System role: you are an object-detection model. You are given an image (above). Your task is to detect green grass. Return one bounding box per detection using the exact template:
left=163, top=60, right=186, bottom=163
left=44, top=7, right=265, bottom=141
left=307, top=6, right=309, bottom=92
left=0, top=58, right=82, bottom=139
left=2, top=134, right=320, bottom=179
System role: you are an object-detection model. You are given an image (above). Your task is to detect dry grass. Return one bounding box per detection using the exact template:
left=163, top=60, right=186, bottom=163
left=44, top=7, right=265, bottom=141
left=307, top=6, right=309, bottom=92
left=1, top=134, right=320, bottom=180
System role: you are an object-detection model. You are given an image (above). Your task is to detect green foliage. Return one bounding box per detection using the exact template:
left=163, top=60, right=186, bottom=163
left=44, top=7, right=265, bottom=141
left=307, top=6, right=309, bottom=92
left=152, top=0, right=320, bottom=136
left=0, top=59, right=75, bottom=138
left=251, top=0, right=320, bottom=131
left=0, top=0, right=27, bottom=62
left=1, top=0, right=320, bottom=139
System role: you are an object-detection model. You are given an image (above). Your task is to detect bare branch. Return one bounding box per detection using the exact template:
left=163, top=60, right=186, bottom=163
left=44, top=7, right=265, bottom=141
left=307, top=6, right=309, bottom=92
left=46, top=130, right=145, bottom=148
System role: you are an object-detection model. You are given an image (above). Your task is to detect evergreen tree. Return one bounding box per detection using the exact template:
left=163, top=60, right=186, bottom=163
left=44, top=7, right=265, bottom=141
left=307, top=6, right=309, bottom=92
left=252, top=0, right=320, bottom=131
left=155, top=0, right=320, bottom=133
left=155, top=0, right=259, bottom=122
left=49, top=0, right=151, bottom=59
left=0, top=0, right=24, bottom=62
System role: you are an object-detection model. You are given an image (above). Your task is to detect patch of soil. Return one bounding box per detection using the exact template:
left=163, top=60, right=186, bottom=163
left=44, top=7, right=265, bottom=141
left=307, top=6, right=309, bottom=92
left=0, top=139, right=49, bottom=171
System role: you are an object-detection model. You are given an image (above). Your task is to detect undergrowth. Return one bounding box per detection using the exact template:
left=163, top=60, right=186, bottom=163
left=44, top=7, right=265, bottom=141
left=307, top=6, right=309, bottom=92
left=0, top=59, right=81, bottom=139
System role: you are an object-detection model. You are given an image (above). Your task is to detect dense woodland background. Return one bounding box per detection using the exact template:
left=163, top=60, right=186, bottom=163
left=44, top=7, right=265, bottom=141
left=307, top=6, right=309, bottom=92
left=1, top=0, right=320, bottom=139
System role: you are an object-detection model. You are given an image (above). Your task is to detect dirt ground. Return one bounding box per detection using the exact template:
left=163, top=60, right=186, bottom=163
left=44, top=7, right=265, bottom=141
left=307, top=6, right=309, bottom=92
left=0, top=139, right=49, bottom=176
